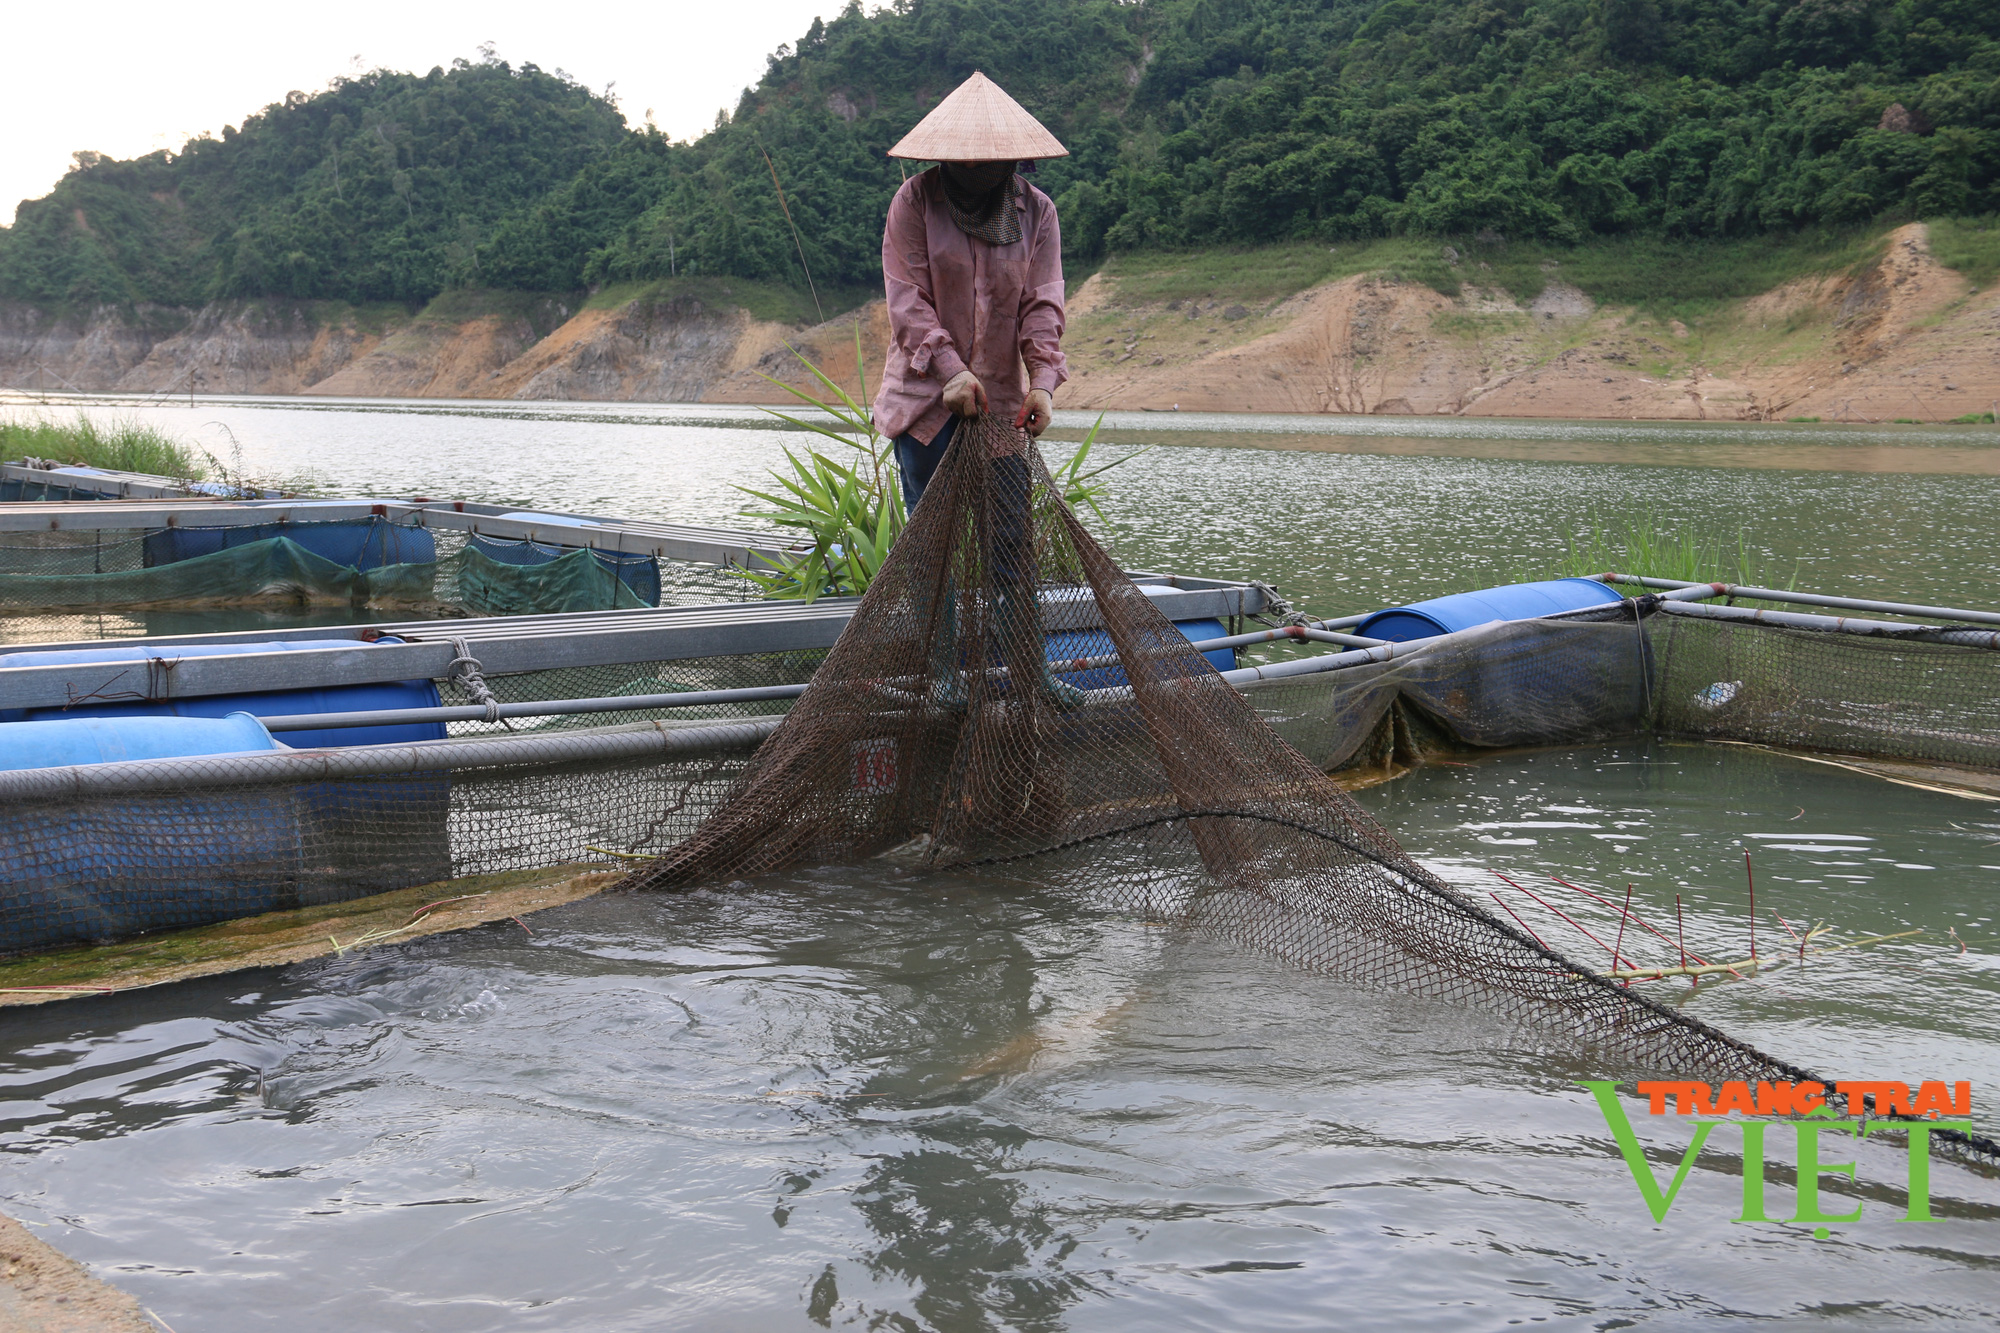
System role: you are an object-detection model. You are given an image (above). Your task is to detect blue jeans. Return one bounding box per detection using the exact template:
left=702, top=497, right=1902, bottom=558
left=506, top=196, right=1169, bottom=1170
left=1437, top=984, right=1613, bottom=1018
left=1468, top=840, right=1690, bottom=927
left=892, top=415, right=1031, bottom=587
left=892, top=415, right=957, bottom=515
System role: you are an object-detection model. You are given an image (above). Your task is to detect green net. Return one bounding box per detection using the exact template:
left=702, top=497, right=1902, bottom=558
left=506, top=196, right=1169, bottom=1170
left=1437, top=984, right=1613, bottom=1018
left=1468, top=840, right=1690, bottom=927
left=0, top=517, right=768, bottom=644
left=443, top=545, right=652, bottom=617
left=0, top=537, right=438, bottom=611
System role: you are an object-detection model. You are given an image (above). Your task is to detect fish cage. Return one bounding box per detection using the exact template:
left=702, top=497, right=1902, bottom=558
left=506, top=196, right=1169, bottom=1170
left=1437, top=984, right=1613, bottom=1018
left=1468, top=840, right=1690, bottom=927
left=0, top=460, right=273, bottom=503
left=0, top=576, right=1277, bottom=953
left=5, top=453, right=2000, bottom=964
left=0, top=479, right=814, bottom=645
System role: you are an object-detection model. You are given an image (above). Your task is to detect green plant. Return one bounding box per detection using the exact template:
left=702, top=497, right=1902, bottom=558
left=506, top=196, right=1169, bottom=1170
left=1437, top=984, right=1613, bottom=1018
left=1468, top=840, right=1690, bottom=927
left=1524, top=512, right=1794, bottom=590
left=1928, top=216, right=2000, bottom=289
left=0, top=412, right=204, bottom=478
left=1046, top=427, right=1146, bottom=522
left=736, top=326, right=1142, bottom=600
left=735, top=322, right=905, bottom=602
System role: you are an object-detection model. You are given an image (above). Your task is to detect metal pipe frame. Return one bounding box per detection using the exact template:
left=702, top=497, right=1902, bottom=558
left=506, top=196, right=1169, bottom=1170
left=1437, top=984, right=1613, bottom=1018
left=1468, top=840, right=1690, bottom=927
left=1598, top=574, right=2000, bottom=628
left=27, top=592, right=2000, bottom=795
left=0, top=496, right=806, bottom=570
left=0, top=716, right=781, bottom=802
left=1, top=462, right=230, bottom=501
left=1539, top=583, right=1728, bottom=622
left=0, top=589, right=1275, bottom=712
left=258, top=623, right=1381, bottom=732
left=262, top=683, right=810, bottom=731
left=1654, top=597, right=2000, bottom=648
left=1221, top=640, right=1420, bottom=684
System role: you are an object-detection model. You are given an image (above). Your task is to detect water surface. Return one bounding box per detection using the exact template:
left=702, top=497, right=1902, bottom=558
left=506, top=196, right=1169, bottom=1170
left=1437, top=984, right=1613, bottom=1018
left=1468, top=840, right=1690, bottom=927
left=2, top=395, right=1998, bottom=1328
left=7, top=393, right=2000, bottom=616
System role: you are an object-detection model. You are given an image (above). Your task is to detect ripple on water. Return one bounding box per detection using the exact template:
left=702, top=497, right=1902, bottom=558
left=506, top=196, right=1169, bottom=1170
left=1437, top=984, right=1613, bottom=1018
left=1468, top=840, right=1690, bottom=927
left=2, top=401, right=1999, bottom=1326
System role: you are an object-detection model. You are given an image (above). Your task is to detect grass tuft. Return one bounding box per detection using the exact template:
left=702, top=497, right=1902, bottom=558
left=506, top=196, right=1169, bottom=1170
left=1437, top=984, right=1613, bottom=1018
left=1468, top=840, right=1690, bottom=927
left=1927, top=216, right=2000, bottom=288
left=582, top=275, right=872, bottom=327
left=1091, top=226, right=1890, bottom=322
left=1, top=412, right=205, bottom=478
left=1519, top=512, right=1794, bottom=589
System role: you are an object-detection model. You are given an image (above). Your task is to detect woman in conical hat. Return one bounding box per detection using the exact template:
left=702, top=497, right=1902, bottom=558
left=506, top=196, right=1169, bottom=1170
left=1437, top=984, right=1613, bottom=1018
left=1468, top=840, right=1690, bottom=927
left=872, top=72, right=1071, bottom=515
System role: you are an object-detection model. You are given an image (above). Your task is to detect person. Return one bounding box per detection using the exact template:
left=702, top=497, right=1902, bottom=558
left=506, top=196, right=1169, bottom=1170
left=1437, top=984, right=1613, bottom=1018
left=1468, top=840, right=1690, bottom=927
left=872, top=71, right=1070, bottom=516
left=872, top=72, right=1083, bottom=709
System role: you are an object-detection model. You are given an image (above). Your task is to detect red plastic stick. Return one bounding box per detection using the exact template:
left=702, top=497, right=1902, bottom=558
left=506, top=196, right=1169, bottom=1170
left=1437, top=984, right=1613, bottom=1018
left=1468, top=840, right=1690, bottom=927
left=1744, top=850, right=1758, bottom=960
left=1488, top=889, right=1552, bottom=952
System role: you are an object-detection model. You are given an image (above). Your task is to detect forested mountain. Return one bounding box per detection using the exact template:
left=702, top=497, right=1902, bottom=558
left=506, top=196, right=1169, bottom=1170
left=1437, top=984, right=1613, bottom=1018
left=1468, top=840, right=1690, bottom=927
left=0, top=59, right=626, bottom=305
left=5, top=0, right=1997, bottom=310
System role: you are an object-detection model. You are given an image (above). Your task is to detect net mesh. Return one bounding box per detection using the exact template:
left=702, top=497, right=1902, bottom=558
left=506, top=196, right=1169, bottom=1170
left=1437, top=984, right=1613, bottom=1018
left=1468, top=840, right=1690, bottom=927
left=0, top=735, right=759, bottom=954
left=436, top=649, right=826, bottom=736
left=615, top=417, right=1951, bottom=1135
left=5, top=434, right=1998, bottom=1161
left=1650, top=613, right=2000, bottom=769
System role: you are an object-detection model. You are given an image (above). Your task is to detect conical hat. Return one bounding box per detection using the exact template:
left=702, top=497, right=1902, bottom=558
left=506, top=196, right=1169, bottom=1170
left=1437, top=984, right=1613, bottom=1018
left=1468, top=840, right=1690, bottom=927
left=886, top=71, right=1068, bottom=161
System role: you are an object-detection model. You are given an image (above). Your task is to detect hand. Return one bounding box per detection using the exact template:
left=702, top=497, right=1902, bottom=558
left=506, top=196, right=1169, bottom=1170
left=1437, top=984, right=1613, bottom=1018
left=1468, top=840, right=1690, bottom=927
left=942, top=370, right=987, bottom=417
left=1014, top=389, right=1053, bottom=438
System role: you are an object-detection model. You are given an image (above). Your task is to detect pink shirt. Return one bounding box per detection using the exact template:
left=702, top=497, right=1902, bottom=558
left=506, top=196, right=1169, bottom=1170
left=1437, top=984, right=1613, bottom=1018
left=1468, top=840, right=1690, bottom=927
left=872, top=168, right=1068, bottom=444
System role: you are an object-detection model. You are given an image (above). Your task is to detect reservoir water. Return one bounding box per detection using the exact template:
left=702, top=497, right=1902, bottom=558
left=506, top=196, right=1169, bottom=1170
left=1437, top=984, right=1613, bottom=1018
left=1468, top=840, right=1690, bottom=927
left=3, top=394, right=1999, bottom=1329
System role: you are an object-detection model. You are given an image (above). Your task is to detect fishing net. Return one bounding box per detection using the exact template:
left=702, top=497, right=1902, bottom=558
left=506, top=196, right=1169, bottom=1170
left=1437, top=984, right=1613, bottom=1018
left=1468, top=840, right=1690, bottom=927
left=615, top=415, right=1999, bottom=1161
left=5, top=426, right=1998, bottom=1161
left=0, top=515, right=763, bottom=644
left=0, top=728, right=763, bottom=955
left=1648, top=612, right=2000, bottom=770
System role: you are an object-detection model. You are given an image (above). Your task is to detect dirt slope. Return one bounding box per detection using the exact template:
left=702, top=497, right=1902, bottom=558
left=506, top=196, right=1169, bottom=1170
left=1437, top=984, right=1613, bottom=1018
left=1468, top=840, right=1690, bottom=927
left=701, top=299, right=895, bottom=407
left=305, top=312, right=541, bottom=398
left=1056, top=223, right=1999, bottom=422
left=0, top=1214, right=151, bottom=1333
left=491, top=295, right=787, bottom=401
left=5, top=225, right=1994, bottom=420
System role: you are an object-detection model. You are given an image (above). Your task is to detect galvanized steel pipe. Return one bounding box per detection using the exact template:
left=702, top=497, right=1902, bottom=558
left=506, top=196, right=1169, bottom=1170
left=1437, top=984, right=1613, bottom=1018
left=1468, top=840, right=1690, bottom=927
left=0, top=717, right=780, bottom=802
left=1601, top=575, right=2000, bottom=627
left=261, top=683, right=810, bottom=732
left=1655, top=598, right=2000, bottom=648
left=259, top=627, right=1387, bottom=733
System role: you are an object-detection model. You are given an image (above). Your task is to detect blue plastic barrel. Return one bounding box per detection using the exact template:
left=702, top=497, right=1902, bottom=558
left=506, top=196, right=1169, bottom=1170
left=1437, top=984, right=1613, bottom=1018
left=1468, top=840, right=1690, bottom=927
left=1046, top=618, right=1234, bottom=689
left=0, top=715, right=307, bottom=952
left=0, top=711, right=280, bottom=772
left=1356, top=578, right=1622, bottom=643
left=0, top=639, right=445, bottom=747
left=142, top=518, right=436, bottom=571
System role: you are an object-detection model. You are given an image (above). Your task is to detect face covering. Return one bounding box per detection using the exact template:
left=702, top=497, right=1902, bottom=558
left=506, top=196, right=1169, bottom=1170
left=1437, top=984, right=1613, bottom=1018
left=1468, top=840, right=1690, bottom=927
left=939, top=160, right=1022, bottom=245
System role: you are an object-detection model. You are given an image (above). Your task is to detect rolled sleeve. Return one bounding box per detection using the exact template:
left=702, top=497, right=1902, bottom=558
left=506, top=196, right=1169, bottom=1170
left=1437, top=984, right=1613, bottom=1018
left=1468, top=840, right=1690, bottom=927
left=928, top=342, right=969, bottom=384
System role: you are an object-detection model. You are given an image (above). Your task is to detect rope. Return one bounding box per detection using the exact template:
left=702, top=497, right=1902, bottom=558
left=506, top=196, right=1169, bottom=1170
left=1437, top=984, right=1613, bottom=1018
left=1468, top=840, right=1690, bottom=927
left=1246, top=581, right=1304, bottom=627
left=447, top=636, right=506, bottom=726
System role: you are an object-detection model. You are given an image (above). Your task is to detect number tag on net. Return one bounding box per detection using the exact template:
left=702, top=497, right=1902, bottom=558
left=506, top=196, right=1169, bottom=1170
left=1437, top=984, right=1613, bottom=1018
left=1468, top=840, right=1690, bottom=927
left=850, top=738, right=897, bottom=794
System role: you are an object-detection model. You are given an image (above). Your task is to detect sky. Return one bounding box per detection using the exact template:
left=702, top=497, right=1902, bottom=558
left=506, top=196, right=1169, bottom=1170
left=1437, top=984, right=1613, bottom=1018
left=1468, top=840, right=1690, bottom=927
left=0, top=0, right=849, bottom=223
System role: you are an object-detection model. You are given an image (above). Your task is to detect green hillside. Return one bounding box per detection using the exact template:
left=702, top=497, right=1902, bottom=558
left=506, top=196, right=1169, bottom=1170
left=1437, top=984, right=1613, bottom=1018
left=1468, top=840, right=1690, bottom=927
left=0, top=58, right=625, bottom=306
left=3, top=0, right=1997, bottom=311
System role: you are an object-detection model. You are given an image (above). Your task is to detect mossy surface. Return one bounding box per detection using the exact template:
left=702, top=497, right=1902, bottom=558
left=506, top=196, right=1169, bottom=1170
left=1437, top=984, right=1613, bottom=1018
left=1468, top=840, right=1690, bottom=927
left=0, top=863, right=617, bottom=1003
left=581, top=275, right=872, bottom=326
left=1090, top=227, right=1895, bottom=322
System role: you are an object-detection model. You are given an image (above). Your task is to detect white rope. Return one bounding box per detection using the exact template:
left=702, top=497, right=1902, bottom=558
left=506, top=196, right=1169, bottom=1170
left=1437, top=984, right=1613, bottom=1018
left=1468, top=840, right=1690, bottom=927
left=1247, top=581, right=1304, bottom=627
left=446, top=636, right=505, bottom=725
